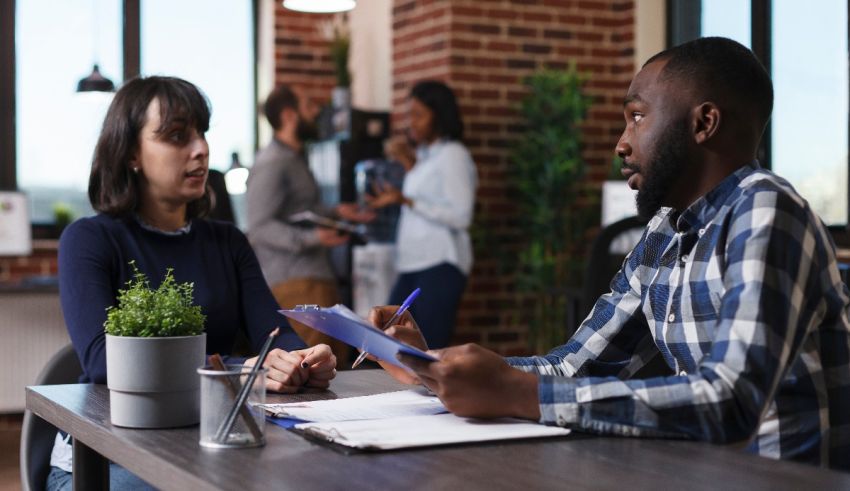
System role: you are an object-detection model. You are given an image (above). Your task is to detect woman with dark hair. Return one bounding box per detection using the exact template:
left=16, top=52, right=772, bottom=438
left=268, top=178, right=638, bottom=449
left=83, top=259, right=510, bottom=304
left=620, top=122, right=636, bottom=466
left=368, top=80, right=477, bottom=349
left=47, top=76, right=335, bottom=491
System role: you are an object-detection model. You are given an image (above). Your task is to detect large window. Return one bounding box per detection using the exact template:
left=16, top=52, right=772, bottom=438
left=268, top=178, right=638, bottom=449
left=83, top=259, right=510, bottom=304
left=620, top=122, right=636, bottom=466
left=673, top=0, right=850, bottom=227
left=9, top=0, right=256, bottom=226
left=141, top=0, right=255, bottom=171
left=771, top=0, right=848, bottom=225
left=16, top=0, right=123, bottom=223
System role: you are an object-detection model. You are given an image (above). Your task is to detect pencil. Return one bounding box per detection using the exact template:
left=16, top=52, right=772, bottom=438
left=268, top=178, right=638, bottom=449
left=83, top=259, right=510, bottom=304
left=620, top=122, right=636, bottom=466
left=214, top=327, right=279, bottom=444
left=208, top=353, right=264, bottom=443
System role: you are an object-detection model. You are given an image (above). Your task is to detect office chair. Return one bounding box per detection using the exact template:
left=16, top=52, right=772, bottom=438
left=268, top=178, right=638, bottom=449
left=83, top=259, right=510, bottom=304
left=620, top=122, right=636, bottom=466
left=579, top=215, right=648, bottom=320
left=207, top=169, right=236, bottom=223
left=20, top=344, right=82, bottom=491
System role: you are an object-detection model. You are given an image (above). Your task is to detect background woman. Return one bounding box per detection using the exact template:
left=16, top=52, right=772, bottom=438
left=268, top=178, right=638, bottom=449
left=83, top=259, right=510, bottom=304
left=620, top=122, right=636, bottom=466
left=48, top=76, right=335, bottom=490
left=368, top=80, right=477, bottom=348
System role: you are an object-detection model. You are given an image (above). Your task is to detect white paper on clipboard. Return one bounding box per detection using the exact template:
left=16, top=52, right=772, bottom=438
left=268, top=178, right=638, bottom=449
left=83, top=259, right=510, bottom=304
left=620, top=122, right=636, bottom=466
left=279, top=304, right=436, bottom=370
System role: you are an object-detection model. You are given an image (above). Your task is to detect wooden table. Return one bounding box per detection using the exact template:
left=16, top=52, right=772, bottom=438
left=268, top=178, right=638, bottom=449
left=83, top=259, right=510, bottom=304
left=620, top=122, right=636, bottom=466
left=26, top=370, right=850, bottom=490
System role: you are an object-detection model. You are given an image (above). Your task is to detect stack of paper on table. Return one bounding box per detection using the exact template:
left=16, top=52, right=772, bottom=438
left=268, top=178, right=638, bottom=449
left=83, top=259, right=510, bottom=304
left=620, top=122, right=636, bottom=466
left=258, top=388, right=446, bottom=422
left=258, top=389, right=571, bottom=450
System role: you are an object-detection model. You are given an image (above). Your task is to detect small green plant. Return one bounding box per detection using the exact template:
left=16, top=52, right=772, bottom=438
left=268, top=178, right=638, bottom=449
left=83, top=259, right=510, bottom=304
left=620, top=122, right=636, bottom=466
left=52, top=202, right=74, bottom=229
left=104, top=262, right=205, bottom=337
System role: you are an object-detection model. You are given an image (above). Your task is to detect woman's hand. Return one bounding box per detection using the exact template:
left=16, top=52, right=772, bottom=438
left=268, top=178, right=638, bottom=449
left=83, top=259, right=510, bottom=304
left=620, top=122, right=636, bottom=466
left=245, top=344, right=337, bottom=393
left=367, top=305, right=429, bottom=384
left=336, top=202, right=376, bottom=223
left=384, top=136, right=416, bottom=170
left=366, top=182, right=411, bottom=209
left=292, top=344, right=337, bottom=389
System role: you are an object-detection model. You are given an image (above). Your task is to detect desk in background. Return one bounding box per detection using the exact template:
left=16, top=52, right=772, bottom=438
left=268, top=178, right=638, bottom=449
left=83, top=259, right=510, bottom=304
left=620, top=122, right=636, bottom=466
left=26, top=370, right=850, bottom=491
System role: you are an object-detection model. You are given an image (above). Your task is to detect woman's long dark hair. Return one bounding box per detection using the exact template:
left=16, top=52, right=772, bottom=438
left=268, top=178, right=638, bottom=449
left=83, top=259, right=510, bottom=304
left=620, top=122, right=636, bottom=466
left=88, top=76, right=212, bottom=218
left=410, top=80, right=464, bottom=141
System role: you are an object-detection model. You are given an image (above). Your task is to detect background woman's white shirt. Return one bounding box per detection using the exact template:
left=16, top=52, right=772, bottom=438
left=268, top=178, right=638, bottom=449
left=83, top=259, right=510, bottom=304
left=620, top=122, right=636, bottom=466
left=395, top=139, right=477, bottom=274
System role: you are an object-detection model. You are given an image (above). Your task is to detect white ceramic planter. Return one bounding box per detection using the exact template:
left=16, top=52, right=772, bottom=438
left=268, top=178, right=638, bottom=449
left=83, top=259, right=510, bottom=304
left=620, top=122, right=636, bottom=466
left=106, top=333, right=206, bottom=428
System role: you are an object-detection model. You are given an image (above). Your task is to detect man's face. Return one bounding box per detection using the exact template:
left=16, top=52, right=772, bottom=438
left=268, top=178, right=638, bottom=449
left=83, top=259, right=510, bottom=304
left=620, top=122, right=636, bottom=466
left=616, top=60, right=692, bottom=218
left=292, top=87, right=320, bottom=142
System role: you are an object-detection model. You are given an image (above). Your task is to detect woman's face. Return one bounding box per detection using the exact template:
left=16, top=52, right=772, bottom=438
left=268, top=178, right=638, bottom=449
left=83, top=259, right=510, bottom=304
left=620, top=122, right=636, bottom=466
left=133, top=98, right=209, bottom=207
left=409, top=98, right=436, bottom=144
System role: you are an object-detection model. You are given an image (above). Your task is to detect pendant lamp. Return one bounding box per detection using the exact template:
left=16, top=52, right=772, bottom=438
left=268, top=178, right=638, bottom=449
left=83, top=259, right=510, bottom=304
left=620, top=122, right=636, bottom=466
left=77, top=0, right=115, bottom=93
left=224, top=152, right=250, bottom=195
left=77, top=64, right=115, bottom=93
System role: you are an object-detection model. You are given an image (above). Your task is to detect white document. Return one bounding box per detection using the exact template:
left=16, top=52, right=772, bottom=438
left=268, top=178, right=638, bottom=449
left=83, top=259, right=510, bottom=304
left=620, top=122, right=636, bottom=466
left=258, top=389, right=447, bottom=422
left=295, top=413, right=572, bottom=450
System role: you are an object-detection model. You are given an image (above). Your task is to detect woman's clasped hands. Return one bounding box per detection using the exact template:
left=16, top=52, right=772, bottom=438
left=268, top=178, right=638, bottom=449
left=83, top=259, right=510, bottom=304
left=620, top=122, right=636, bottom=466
left=244, top=344, right=337, bottom=393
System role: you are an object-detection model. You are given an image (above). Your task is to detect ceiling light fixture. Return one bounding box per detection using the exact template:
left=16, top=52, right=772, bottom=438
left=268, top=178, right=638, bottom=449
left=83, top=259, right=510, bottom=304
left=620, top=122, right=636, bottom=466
left=77, top=64, right=115, bottom=92
left=76, top=0, right=115, bottom=93
left=282, top=0, right=356, bottom=14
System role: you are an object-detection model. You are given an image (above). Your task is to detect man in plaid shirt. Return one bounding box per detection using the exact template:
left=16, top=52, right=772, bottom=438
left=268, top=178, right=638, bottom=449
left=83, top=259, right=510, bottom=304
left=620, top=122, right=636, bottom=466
left=371, top=37, right=850, bottom=470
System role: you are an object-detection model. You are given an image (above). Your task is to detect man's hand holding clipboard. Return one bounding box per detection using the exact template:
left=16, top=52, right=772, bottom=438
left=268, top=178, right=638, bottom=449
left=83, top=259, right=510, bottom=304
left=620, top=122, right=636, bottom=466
left=278, top=304, right=436, bottom=374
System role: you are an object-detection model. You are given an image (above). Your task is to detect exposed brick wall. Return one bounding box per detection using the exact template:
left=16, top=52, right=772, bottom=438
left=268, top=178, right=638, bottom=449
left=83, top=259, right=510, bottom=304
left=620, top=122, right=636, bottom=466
left=273, top=5, right=338, bottom=104
left=0, top=241, right=59, bottom=283
left=270, top=1, right=636, bottom=355
left=392, top=0, right=636, bottom=355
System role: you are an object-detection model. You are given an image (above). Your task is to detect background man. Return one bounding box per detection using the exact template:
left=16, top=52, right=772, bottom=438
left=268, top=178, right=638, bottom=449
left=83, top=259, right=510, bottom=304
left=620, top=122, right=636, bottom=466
left=248, top=85, right=372, bottom=367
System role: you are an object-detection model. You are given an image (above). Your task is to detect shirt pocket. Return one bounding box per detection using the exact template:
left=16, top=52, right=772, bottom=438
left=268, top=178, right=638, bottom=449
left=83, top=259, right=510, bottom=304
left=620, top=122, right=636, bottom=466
left=683, top=292, right=722, bottom=320
left=680, top=292, right=723, bottom=340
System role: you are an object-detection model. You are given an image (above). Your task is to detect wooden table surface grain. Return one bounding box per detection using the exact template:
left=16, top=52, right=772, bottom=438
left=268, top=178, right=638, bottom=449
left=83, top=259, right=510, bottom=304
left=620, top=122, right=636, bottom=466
left=26, top=370, right=850, bottom=491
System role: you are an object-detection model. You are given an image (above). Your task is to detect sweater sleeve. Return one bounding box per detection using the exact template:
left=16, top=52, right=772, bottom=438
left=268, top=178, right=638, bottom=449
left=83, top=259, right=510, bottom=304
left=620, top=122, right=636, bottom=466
left=246, top=156, right=322, bottom=253
left=229, top=225, right=306, bottom=352
left=58, top=219, right=116, bottom=384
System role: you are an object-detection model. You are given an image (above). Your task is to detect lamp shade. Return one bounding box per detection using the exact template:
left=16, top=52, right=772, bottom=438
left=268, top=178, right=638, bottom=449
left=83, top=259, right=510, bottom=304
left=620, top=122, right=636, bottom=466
left=282, top=0, right=355, bottom=13
left=77, top=64, right=115, bottom=92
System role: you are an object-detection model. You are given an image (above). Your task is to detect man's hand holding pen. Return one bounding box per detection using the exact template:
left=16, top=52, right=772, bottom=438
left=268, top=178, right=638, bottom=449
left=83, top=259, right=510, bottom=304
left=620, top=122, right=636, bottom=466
left=366, top=305, right=428, bottom=384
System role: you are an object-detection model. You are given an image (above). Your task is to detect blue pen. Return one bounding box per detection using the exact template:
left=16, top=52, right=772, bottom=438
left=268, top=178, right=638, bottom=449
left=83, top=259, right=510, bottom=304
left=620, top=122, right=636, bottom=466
left=351, top=287, right=421, bottom=369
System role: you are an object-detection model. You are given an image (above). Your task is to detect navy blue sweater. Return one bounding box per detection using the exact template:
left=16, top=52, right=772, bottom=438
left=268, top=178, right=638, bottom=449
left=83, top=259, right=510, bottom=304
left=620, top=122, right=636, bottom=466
left=58, top=214, right=305, bottom=384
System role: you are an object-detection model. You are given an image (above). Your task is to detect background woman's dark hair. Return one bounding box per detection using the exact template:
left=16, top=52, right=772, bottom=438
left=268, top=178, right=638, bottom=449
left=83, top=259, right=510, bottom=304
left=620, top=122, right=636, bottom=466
left=88, top=75, right=212, bottom=219
left=410, top=80, right=464, bottom=141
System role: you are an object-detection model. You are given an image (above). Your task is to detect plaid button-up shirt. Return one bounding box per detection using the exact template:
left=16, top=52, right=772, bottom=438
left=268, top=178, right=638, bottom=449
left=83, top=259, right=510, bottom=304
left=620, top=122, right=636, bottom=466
left=508, top=162, right=850, bottom=470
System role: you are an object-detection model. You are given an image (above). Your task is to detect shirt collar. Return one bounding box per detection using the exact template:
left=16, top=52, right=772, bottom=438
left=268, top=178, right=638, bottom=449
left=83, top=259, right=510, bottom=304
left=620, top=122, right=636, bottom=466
left=675, top=160, right=761, bottom=233
left=134, top=214, right=193, bottom=236
left=416, top=138, right=448, bottom=162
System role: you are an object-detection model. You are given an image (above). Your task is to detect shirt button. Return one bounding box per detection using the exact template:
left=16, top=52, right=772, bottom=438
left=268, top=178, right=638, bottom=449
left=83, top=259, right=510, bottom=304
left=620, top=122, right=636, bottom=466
left=557, top=416, right=566, bottom=426
left=681, top=255, right=688, bottom=263
left=698, top=228, right=706, bottom=237
left=679, top=370, right=687, bottom=376
left=668, top=313, right=676, bottom=322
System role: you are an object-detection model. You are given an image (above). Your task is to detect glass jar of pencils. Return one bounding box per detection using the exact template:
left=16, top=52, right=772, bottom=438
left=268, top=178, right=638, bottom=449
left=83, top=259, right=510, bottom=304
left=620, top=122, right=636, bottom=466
left=197, top=364, right=267, bottom=449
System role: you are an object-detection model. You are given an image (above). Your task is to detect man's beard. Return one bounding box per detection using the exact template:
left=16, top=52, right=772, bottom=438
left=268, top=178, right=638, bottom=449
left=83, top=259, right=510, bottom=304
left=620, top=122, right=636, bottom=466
left=296, top=118, right=319, bottom=143
left=635, top=122, right=689, bottom=219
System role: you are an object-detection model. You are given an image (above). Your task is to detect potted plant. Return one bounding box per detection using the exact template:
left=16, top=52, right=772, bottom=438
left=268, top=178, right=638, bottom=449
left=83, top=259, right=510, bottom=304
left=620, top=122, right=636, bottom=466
left=509, top=66, right=595, bottom=353
left=52, top=202, right=74, bottom=237
left=320, top=15, right=351, bottom=135
left=105, top=263, right=206, bottom=428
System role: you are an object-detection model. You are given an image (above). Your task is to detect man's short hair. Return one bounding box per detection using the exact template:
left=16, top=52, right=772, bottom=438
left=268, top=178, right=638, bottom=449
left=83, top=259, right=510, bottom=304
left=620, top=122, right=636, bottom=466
left=645, top=37, right=774, bottom=133
left=263, top=85, right=298, bottom=130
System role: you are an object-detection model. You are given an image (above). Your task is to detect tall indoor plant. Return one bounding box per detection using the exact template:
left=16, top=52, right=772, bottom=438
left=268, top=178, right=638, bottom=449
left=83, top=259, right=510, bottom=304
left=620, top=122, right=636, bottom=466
left=510, top=66, right=594, bottom=353
left=105, top=263, right=206, bottom=428
left=321, top=14, right=351, bottom=135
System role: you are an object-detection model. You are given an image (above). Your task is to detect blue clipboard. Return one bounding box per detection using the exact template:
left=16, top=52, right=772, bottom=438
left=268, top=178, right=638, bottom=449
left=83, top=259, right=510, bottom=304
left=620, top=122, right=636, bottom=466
left=279, top=304, right=437, bottom=370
